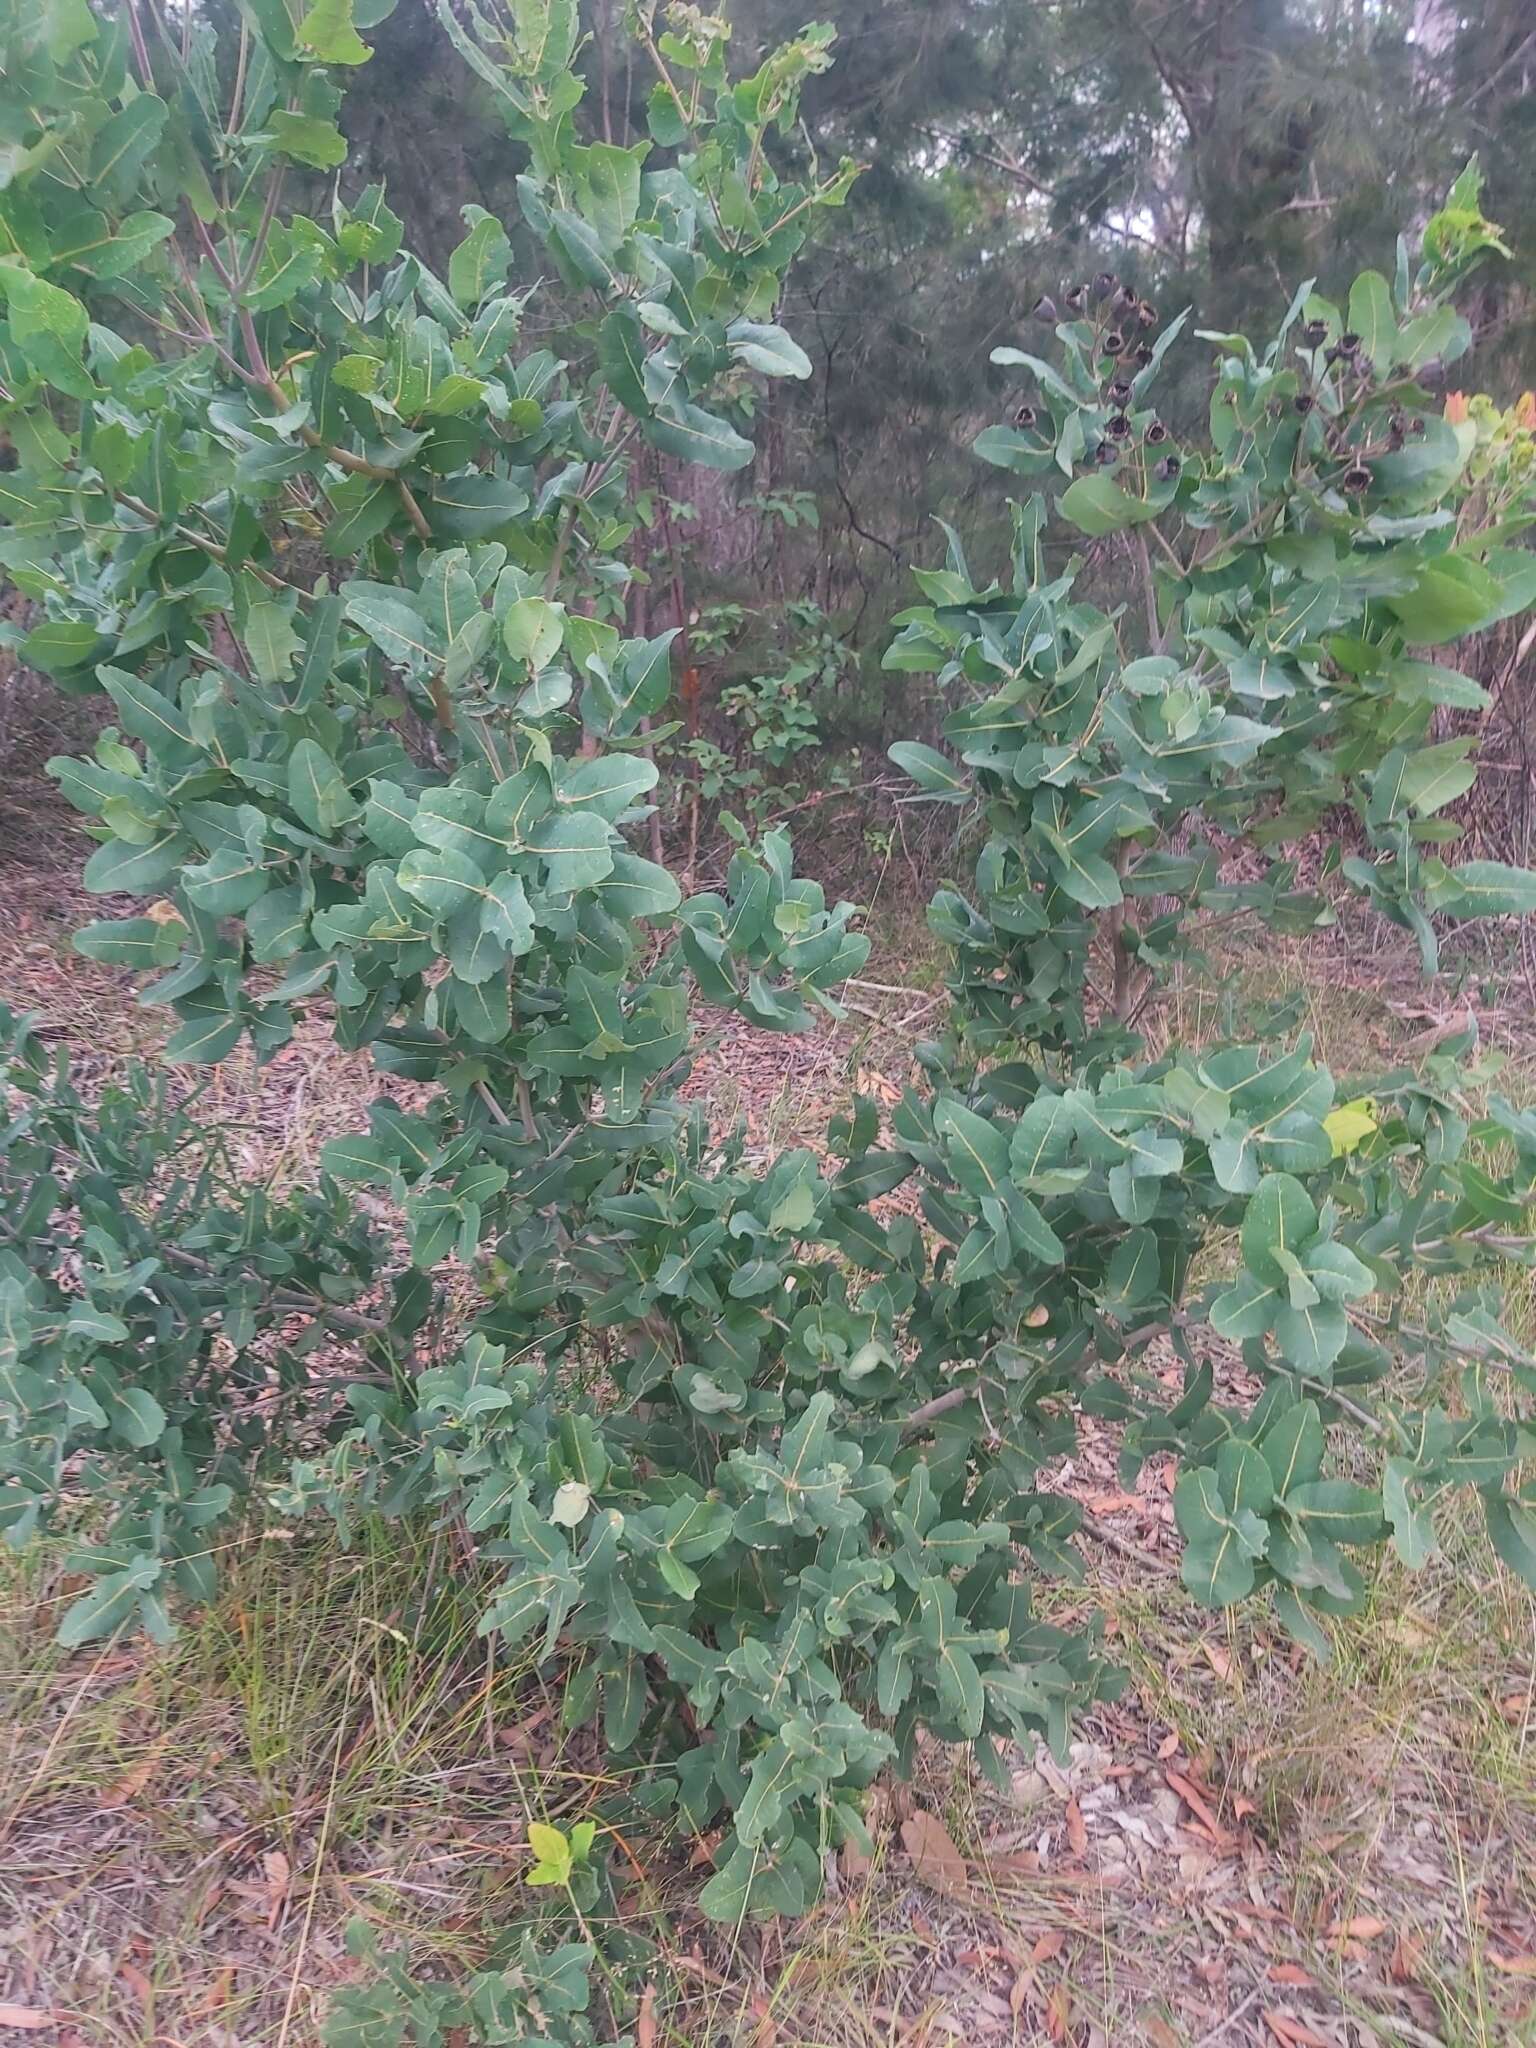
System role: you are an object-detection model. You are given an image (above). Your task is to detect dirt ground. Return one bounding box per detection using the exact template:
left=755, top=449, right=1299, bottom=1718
left=1, top=767, right=1534, bottom=2048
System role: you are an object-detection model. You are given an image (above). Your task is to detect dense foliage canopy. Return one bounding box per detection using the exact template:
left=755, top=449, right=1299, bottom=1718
left=2, top=0, right=1536, bottom=2036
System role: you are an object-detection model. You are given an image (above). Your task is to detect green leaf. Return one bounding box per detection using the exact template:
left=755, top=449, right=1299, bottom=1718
left=1394, top=303, right=1465, bottom=371
left=557, top=753, right=657, bottom=820
left=343, top=586, right=442, bottom=668
left=1259, top=1399, right=1325, bottom=1497
left=449, top=207, right=512, bottom=308
left=1059, top=472, right=1161, bottom=537
left=988, top=346, right=1083, bottom=410
left=502, top=596, right=566, bottom=670
left=111, top=1386, right=167, bottom=1447
left=530, top=812, right=615, bottom=892
left=596, top=852, right=681, bottom=920
left=648, top=399, right=754, bottom=471
left=1385, top=561, right=1499, bottom=642
left=22, top=621, right=106, bottom=677
left=57, top=1559, right=161, bottom=1648
left=244, top=601, right=302, bottom=685
left=973, top=424, right=1054, bottom=474
left=1425, top=862, right=1536, bottom=919
left=1103, top=1227, right=1159, bottom=1313
left=73, top=917, right=182, bottom=969
left=0, top=263, right=87, bottom=354
left=1383, top=1458, right=1436, bottom=1569
left=288, top=740, right=359, bottom=834
left=596, top=306, right=651, bottom=413
left=82, top=833, right=189, bottom=894
left=1346, top=269, right=1396, bottom=372
left=1272, top=1584, right=1333, bottom=1663
left=889, top=741, right=967, bottom=802
left=266, top=112, right=349, bottom=169
left=728, top=321, right=813, bottom=379
left=428, top=474, right=530, bottom=541
left=1241, top=1174, right=1318, bottom=1289
left=1209, top=1271, right=1281, bottom=1342
left=325, top=475, right=398, bottom=556
left=932, top=1097, right=1009, bottom=1198
left=1274, top=1297, right=1348, bottom=1379
left=397, top=845, right=487, bottom=919
left=337, top=185, right=403, bottom=265
left=297, top=0, right=372, bottom=61
left=1175, top=1468, right=1263, bottom=1606
left=481, top=873, right=535, bottom=952
left=1483, top=1491, right=1536, bottom=1589
left=88, top=95, right=168, bottom=193
left=525, top=1821, right=574, bottom=1887
left=165, top=1005, right=244, bottom=1064
left=934, top=1640, right=985, bottom=1736
left=183, top=847, right=272, bottom=916
left=100, top=669, right=194, bottom=757
left=1285, top=1480, right=1384, bottom=1547
left=53, top=208, right=176, bottom=280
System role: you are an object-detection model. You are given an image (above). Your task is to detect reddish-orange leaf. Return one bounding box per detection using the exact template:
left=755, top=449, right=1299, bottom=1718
left=1389, top=1934, right=1424, bottom=1984
left=1065, top=1797, right=1088, bottom=1858
left=1267, top=1963, right=1317, bottom=1988
left=1264, top=2012, right=1329, bottom=2047
left=0, top=2009, right=56, bottom=2032
left=1165, top=1768, right=1231, bottom=1844
left=99, top=1735, right=171, bottom=1811
left=1202, top=1641, right=1234, bottom=1682
left=263, top=1847, right=291, bottom=1928
left=188, top=1966, right=235, bottom=2019
left=1044, top=1984, right=1072, bottom=2043
left=637, top=1982, right=657, bottom=2048
left=901, top=1809, right=968, bottom=1889
left=1140, top=2019, right=1182, bottom=2048
left=1488, top=1950, right=1536, bottom=1977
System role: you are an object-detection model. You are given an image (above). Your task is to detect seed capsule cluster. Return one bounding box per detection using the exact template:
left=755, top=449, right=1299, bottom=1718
left=1033, top=271, right=1182, bottom=485
left=1289, top=316, right=1436, bottom=498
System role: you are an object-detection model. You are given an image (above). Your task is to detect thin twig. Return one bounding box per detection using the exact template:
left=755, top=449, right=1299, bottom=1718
left=1192, top=1984, right=1263, bottom=2048
left=1078, top=1510, right=1176, bottom=1577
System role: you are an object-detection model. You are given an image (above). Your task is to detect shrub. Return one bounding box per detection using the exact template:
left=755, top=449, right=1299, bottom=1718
left=2, top=0, right=1535, bottom=2029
